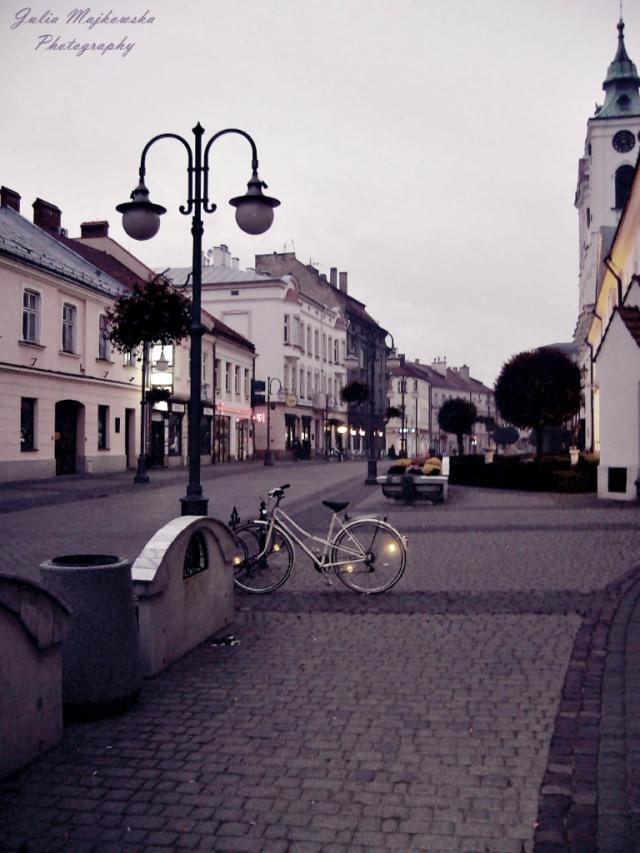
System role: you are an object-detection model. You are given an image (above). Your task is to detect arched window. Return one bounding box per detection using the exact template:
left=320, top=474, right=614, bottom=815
left=615, top=165, right=635, bottom=210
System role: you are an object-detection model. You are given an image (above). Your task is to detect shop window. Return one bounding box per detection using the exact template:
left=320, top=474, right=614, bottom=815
left=20, top=397, right=36, bottom=451
left=168, top=413, right=182, bottom=456
left=97, top=405, right=109, bottom=449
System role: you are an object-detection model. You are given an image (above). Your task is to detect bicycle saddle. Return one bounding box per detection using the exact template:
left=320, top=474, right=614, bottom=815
left=322, top=500, right=349, bottom=513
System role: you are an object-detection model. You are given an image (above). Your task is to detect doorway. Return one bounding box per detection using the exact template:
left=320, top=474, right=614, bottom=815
left=150, top=418, right=166, bottom=466
left=55, top=400, right=84, bottom=475
left=125, top=408, right=136, bottom=468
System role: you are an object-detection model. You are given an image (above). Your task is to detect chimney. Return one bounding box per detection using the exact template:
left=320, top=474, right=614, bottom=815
left=330, top=267, right=338, bottom=288
left=33, top=197, right=62, bottom=233
left=414, top=358, right=420, bottom=365
left=212, top=244, right=231, bottom=266
left=458, top=364, right=470, bottom=381
left=232, top=257, right=239, bottom=270
left=339, top=271, right=348, bottom=294
left=0, top=186, right=21, bottom=212
left=430, top=357, right=447, bottom=376
left=80, top=221, right=109, bottom=238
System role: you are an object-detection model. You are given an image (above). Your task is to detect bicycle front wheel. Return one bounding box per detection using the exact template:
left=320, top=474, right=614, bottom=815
left=233, top=521, right=294, bottom=594
left=331, top=519, right=406, bottom=594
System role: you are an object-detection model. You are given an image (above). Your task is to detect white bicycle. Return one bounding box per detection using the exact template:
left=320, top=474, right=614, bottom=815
left=232, top=484, right=407, bottom=595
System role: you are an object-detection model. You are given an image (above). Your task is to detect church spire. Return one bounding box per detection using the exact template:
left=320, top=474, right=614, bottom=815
left=596, top=18, right=640, bottom=118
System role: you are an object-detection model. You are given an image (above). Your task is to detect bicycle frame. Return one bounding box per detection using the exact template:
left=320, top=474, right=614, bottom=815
left=256, top=505, right=384, bottom=572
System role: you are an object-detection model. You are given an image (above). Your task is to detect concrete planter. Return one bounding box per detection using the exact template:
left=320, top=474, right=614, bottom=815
left=40, top=554, right=142, bottom=719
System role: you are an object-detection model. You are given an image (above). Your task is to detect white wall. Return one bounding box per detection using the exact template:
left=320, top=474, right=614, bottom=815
left=596, top=315, right=640, bottom=500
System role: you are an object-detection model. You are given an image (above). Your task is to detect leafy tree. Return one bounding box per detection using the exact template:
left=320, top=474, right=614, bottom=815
left=340, top=380, right=369, bottom=405
left=384, top=405, right=402, bottom=421
left=493, top=425, right=519, bottom=450
left=438, top=398, right=478, bottom=455
left=494, top=348, right=580, bottom=460
left=106, top=273, right=192, bottom=483
left=106, top=273, right=191, bottom=353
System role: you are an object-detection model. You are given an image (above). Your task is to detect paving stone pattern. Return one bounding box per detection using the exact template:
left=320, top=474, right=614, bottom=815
left=1, top=466, right=640, bottom=851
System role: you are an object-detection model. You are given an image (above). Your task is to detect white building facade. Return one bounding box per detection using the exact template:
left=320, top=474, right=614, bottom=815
left=166, top=245, right=348, bottom=459
left=574, top=18, right=640, bottom=452
left=0, top=189, right=141, bottom=481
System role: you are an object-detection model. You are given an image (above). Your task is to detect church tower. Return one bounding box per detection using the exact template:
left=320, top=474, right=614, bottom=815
left=575, top=18, right=640, bottom=450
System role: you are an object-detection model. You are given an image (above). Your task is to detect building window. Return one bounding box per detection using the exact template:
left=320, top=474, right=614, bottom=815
left=284, top=364, right=290, bottom=392
left=334, top=339, right=340, bottom=364
left=291, top=367, right=297, bottom=395
left=615, top=165, right=635, bottom=210
left=244, top=368, right=250, bottom=398
left=284, top=314, right=290, bottom=344
left=20, top=397, right=36, bottom=451
left=234, top=365, right=241, bottom=394
left=314, top=330, right=320, bottom=359
left=225, top=362, right=232, bottom=393
left=307, top=370, right=312, bottom=397
left=328, top=335, right=333, bottom=364
left=22, top=289, right=40, bottom=343
left=62, top=303, right=76, bottom=353
left=300, top=368, right=305, bottom=398
left=123, top=349, right=136, bottom=367
left=307, top=327, right=312, bottom=355
left=98, top=314, right=110, bottom=360
left=97, top=405, right=109, bottom=450
left=215, top=359, right=221, bottom=395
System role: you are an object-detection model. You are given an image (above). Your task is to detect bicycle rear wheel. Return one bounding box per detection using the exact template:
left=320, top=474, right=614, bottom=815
left=331, top=519, right=406, bottom=593
left=233, top=521, right=294, bottom=593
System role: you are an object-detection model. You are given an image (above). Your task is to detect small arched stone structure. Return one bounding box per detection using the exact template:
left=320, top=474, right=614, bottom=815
left=132, top=516, right=237, bottom=677
left=0, top=574, right=70, bottom=779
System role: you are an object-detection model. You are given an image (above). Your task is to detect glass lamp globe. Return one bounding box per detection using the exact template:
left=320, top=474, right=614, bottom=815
left=230, top=173, right=280, bottom=236
left=116, top=182, right=167, bottom=241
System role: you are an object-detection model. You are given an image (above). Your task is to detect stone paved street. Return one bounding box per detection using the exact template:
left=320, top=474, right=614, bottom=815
left=1, top=462, right=640, bottom=851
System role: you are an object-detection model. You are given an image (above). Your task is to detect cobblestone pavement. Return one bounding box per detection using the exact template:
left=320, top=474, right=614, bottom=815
left=1, top=468, right=640, bottom=852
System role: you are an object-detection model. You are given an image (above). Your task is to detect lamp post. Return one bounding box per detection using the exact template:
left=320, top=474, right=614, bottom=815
left=264, top=377, right=282, bottom=467
left=399, top=377, right=407, bottom=457
left=134, top=342, right=150, bottom=483
left=346, top=332, right=398, bottom=485
left=117, top=123, right=280, bottom=515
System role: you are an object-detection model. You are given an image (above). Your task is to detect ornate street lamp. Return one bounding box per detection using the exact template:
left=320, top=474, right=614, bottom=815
left=345, top=332, right=399, bottom=484
left=264, top=377, right=282, bottom=467
left=117, top=124, right=280, bottom=515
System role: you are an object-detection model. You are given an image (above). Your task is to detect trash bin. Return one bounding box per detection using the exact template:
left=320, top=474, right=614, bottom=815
left=40, top=554, right=142, bottom=720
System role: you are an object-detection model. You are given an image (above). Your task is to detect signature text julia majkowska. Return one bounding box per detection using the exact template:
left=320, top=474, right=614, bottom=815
left=9, top=7, right=156, bottom=57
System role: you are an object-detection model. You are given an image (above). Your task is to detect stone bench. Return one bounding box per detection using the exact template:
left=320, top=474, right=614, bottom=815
left=377, top=457, right=450, bottom=504
left=377, top=472, right=449, bottom=503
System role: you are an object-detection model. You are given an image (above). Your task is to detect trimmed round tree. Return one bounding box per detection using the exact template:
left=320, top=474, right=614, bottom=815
left=106, top=273, right=192, bottom=483
left=106, top=274, right=192, bottom=353
left=438, top=398, right=477, bottom=456
left=494, top=348, right=580, bottom=460
left=493, top=425, right=519, bottom=451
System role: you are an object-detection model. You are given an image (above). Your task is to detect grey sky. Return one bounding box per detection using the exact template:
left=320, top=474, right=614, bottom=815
left=2, top=0, right=635, bottom=385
